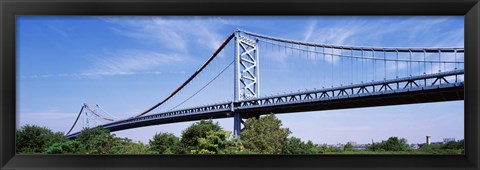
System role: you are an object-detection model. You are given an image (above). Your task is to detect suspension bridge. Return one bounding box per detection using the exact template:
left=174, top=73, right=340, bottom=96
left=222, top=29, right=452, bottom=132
left=65, top=29, right=465, bottom=139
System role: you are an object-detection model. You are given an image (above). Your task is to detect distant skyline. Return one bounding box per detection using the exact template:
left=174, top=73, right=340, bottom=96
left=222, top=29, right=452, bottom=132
left=17, top=16, right=464, bottom=144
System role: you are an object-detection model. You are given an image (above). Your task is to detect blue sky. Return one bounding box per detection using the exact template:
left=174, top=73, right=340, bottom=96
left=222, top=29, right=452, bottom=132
left=17, top=16, right=464, bottom=145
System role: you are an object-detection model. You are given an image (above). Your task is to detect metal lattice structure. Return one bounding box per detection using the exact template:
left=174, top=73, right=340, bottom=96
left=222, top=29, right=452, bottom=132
left=235, top=31, right=260, bottom=101
left=66, top=29, right=465, bottom=139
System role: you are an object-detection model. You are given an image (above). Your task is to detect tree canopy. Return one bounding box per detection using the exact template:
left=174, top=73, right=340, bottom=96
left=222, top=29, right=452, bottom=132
left=180, top=120, right=222, bottom=152
left=16, top=124, right=67, bottom=153
left=241, top=114, right=291, bottom=154
left=368, top=136, right=409, bottom=151
left=191, top=130, right=242, bottom=154
left=17, top=121, right=465, bottom=155
left=344, top=142, right=354, bottom=151
left=149, top=132, right=181, bottom=154
left=283, top=137, right=319, bottom=154
left=44, top=140, right=83, bottom=154
left=76, top=126, right=117, bottom=154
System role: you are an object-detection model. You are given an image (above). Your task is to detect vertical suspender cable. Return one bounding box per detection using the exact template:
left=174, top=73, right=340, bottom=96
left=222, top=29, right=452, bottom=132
left=362, top=49, right=366, bottom=83
left=340, top=48, right=343, bottom=85
left=384, top=50, right=386, bottom=80
left=351, top=49, right=353, bottom=84
left=396, top=49, right=398, bottom=78
left=423, top=50, right=426, bottom=74
left=409, top=50, right=412, bottom=76
left=332, top=47, right=334, bottom=87
left=438, top=50, right=442, bottom=72
left=373, top=49, right=375, bottom=81
left=315, top=46, right=318, bottom=87
left=454, top=49, right=457, bottom=70
left=323, top=47, right=326, bottom=88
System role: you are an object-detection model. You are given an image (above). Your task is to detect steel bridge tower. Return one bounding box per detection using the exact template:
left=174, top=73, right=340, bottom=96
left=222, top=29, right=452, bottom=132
left=233, top=31, right=260, bottom=138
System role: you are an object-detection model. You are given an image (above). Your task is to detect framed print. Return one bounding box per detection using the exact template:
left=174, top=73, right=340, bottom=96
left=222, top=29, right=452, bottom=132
left=1, top=0, right=479, bottom=169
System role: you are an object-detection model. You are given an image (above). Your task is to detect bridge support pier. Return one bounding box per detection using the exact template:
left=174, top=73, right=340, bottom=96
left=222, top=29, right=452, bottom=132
left=233, top=112, right=241, bottom=139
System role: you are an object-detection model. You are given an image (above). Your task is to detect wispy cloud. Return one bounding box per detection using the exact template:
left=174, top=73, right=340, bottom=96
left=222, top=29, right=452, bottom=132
left=303, top=20, right=317, bottom=42
left=20, top=16, right=235, bottom=79
left=19, top=50, right=188, bottom=79
left=85, top=49, right=189, bottom=77
left=19, top=71, right=165, bottom=79
left=301, top=16, right=463, bottom=68
left=100, top=16, right=225, bottom=52
left=48, top=25, right=69, bottom=38
left=305, top=16, right=463, bottom=47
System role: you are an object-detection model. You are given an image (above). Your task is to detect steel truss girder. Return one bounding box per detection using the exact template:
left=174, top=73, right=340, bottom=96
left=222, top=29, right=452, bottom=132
left=235, top=33, right=259, bottom=101
left=237, top=70, right=464, bottom=107
left=67, top=69, right=465, bottom=139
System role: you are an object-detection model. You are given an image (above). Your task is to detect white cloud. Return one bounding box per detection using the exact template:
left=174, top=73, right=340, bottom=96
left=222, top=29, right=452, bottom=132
left=18, top=49, right=189, bottom=79
left=22, top=16, right=234, bottom=79
left=85, top=49, right=188, bottom=77
left=301, top=16, right=463, bottom=72
left=305, top=16, right=462, bottom=47
left=100, top=16, right=225, bottom=52
left=303, top=20, right=317, bottom=42
left=48, top=25, right=69, bottom=38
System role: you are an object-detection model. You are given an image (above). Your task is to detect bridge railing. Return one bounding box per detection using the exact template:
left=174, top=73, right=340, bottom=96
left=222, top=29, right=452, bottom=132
left=102, top=102, right=233, bottom=128
left=110, top=69, right=464, bottom=125
left=237, top=69, right=464, bottom=109
left=67, top=69, right=464, bottom=139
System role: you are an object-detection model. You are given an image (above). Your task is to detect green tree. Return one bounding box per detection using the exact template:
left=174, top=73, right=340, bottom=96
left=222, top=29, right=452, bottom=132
left=366, top=141, right=382, bottom=151
left=344, top=142, right=354, bottom=151
left=283, top=137, right=318, bottom=154
left=112, top=138, right=152, bottom=154
left=76, top=126, right=116, bottom=154
left=191, top=130, right=243, bottom=154
left=380, top=137, right=409, bottom=151
left=241, top=114, right=291, bottom=154
left=283, top=137, right=305, bottom=154
left=368, top=137, right=409, bottom=152
left=44, top=140, right=84, bottom=154
left=16, top=124, right=67, bottom=153
left=416, top=140, right=465, bottom=154
left=418, top=144, right=444, bottom=153
left=149, top=132, right=181, bottom=154
left=304, top=141, right=319, bottom=154
left=442, top=140, right=464, bottom=150
left=317, top=144, right=341, bottom=153
left=180, top=120, right=222, bottom=152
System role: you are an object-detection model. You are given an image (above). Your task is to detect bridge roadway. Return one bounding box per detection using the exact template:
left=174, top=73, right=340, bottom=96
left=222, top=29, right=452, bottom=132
left=66, top=69, right=464, bottom=139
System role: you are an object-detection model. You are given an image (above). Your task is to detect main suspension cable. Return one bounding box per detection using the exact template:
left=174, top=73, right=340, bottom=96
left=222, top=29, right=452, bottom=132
left=169, top=60, right=234, bottom=111
left=133, top=33, right=235, bottom=118
left=66, top=105, right=85, bottom=136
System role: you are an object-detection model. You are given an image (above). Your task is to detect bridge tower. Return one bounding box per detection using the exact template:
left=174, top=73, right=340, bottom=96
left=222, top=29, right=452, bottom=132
left=233, top=30, right=260, bottom=138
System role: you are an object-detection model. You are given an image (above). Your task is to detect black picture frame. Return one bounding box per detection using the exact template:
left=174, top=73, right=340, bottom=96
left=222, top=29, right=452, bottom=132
left=1, top=0, right=479, bottom=169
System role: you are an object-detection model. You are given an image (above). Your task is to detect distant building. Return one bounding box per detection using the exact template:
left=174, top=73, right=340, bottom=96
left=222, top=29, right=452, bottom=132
left=426, top=136, right=431, bottom=145
left=333, top=143, right=344, bottom=149
left=410, top=144, right=420, bottom=150
left=353, top=144, right=367, bottom=150
left=347, top=141, right=357, bottom=147
left=443, top=138, right=456, bottom=144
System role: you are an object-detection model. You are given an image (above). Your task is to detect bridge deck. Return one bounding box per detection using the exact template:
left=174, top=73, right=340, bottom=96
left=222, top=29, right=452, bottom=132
left=67, top=70, right=464, bottom=139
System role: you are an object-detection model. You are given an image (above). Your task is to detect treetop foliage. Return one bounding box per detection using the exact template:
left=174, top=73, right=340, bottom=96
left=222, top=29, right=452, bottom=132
left=367, top=136, right=410, bottom=151
left=149, top=132, right=181, bottom=154
left=241, top=114, right=291, bottom=154
left=180, top=119, right=222, bottom=152
left=283, top=137, right=318, bottom=154
left=17, top=115, right=465, bottom=155
left=16, top=124, right=67, bottom=153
